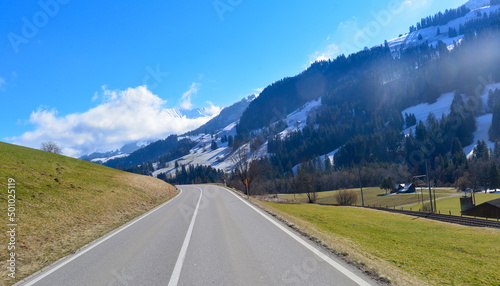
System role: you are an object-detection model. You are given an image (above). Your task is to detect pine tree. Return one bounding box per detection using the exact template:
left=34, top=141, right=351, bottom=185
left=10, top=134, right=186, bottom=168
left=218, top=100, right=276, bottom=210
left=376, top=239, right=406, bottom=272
left=211, top=140, right=218, bottom=151
left=489, top=162, right=500, bottom=190
left=495, top=142, right=500, bottom=159
left=448, top=27, right=458, bottom=38
left=324, top=156, right=332, bottom=173
left=405, top=113, right=417, bottom=128
left=437, top=27, right=441, bottom=35
left=488, top=89, right=500, bottom=111
left=451, top=138, right=467, bottom=166
left=380, top=177, right=394, bottom=194
left=490, top=101, right=500, bottom=141
left=473, top=140, right=489, bottom=160
left=415, top=121, right=427, bottom=141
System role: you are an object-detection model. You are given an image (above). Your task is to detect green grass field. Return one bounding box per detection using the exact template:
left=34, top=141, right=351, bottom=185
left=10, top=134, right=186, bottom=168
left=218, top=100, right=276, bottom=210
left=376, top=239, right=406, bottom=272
left=0, top=142, right=177, bottom=285
left=279, top=187, right=458, bottom=208
left=262, top=202, right=500, bottom=285
left=402, top=192, right=500, bottom=216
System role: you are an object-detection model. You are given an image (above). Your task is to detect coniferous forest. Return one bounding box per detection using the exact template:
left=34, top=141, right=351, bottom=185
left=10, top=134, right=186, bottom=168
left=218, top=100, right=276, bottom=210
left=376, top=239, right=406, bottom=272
left=231, top=9, right=500, bottom=194
left=119, top=6, right=500, bottom=195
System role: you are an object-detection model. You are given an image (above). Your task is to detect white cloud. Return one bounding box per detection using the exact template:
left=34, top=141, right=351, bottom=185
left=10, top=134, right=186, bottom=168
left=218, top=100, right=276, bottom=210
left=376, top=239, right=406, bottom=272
left=202, top=101, right=222, bottom=116
left=0, top=77, right=5, bottom=89
left=180, top=83, right=200, bottom=110
left=338, top=17, right=360, bottom=34
left=309, top=43, right=340, bottom=63
left=252, top=88, right=264, bottom=95
left=10, top=86, right=219, bottom=157
left=402, top=0, right=429, bottom=8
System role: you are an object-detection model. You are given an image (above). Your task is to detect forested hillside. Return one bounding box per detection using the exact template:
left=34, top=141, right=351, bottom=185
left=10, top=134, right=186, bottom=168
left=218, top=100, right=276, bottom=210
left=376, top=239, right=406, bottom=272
left=104, top=135, right=195, bottom=170
left=233, top=8, right=500, bottom=194
left=111, top=3, right=500, bottom=194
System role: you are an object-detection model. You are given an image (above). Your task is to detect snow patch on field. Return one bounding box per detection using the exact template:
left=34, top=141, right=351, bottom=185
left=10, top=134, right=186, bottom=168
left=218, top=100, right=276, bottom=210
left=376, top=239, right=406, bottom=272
left=464, top=113, right=494, bottom=157
left=91, top=153, right=129, bottom=164
left=153, top=132, right=234, bottom=177
left=401, top=90, right=495, bottom=157
left=465, top=0, right=491, bottom=10
left=278, top=98, right=322, bottom=139
left=402, top=92, right=455, bottom=134
left=481, top=82, right=500, bottom=112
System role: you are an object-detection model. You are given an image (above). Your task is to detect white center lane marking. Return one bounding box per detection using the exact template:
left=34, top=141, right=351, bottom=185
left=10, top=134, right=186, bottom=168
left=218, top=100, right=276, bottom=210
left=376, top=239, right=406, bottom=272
left=168, top=187, right=203, bottom=286
left=20, top=189, right=183, bottom=286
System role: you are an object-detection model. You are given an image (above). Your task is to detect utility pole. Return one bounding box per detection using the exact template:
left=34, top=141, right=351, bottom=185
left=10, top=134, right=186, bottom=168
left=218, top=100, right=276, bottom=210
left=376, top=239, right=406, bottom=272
left=245, top=178, right=249, bottom=199
left=425, top=160, right=434, bottom=213
left=358, top=165, right=364, bottom=207
left=413, top=174, right=426, bottom=207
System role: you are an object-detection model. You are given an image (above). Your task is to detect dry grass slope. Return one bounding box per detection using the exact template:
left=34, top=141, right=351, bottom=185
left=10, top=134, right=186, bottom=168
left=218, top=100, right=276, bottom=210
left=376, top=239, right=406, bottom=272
left=0, top=142, right=177, bottom=285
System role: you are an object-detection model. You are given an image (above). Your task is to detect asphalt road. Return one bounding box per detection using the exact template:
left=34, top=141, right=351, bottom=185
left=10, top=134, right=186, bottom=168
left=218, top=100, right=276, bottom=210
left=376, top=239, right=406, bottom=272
left=18, top=185, right=377, bottom=286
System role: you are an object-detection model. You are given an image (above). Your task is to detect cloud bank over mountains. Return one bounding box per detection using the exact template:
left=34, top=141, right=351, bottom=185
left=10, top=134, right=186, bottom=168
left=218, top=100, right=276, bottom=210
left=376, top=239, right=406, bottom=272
left=10, top=85, right=221, bottom=157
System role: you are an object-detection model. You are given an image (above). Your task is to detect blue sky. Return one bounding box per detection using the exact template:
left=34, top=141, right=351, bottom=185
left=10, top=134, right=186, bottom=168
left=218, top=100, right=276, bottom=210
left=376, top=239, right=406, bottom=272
left=0, top=0, right=465, bottom=157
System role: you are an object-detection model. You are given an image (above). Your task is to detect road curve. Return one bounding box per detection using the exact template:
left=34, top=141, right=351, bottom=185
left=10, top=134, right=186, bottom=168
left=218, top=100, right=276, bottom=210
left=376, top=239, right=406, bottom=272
left=18, top=185, right=377, bottom=286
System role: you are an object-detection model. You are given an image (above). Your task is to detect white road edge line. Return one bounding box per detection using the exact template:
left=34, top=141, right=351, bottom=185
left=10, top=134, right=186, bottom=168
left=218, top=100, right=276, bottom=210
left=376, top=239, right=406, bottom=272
left=224, top=187, right=372, bottom=286
left=168, top=187, right=203, bottom=286
left=19, top=189, right=183, bottom=286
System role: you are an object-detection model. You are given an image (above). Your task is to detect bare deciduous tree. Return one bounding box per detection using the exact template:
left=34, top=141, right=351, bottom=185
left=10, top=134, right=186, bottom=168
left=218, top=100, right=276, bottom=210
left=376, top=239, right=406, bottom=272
left=295, top=165, right=317, bottom=203
left=230, top=142, right=260, bottom=197
left=41, top=141, right=62, bottom=154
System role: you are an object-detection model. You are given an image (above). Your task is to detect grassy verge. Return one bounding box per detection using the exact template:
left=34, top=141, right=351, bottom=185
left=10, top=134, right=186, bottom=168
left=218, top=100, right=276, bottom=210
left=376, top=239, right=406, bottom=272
left=0, top=142, right=178, bottom=285
left=257, top=201, right=500, bottom=285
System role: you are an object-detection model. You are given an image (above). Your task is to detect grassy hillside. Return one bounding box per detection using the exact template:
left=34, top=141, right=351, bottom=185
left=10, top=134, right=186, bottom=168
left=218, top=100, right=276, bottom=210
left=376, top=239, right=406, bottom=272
left=0, top=142, right=178, bottom=285
left=261, top=202, right=500, bottom=286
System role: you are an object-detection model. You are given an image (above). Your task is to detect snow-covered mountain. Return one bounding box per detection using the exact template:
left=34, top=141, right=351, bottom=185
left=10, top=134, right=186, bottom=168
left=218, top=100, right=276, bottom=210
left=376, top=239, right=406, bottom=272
left=80, top=140, right=153, bottom=163
left=186, top=95, right=255, bottom=136
left=386, top=1, right=499, bottom=53
left=402, top=84, right=500, bottom=158
left=102, top=0, right=500, bottom=180
left=80, top=106, right=218, bottom=162
left=465, top=0, right=491, bottom=10
left=153, top=97, right=323, bottom=178
left=166, top=107, right=219, bottom=119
